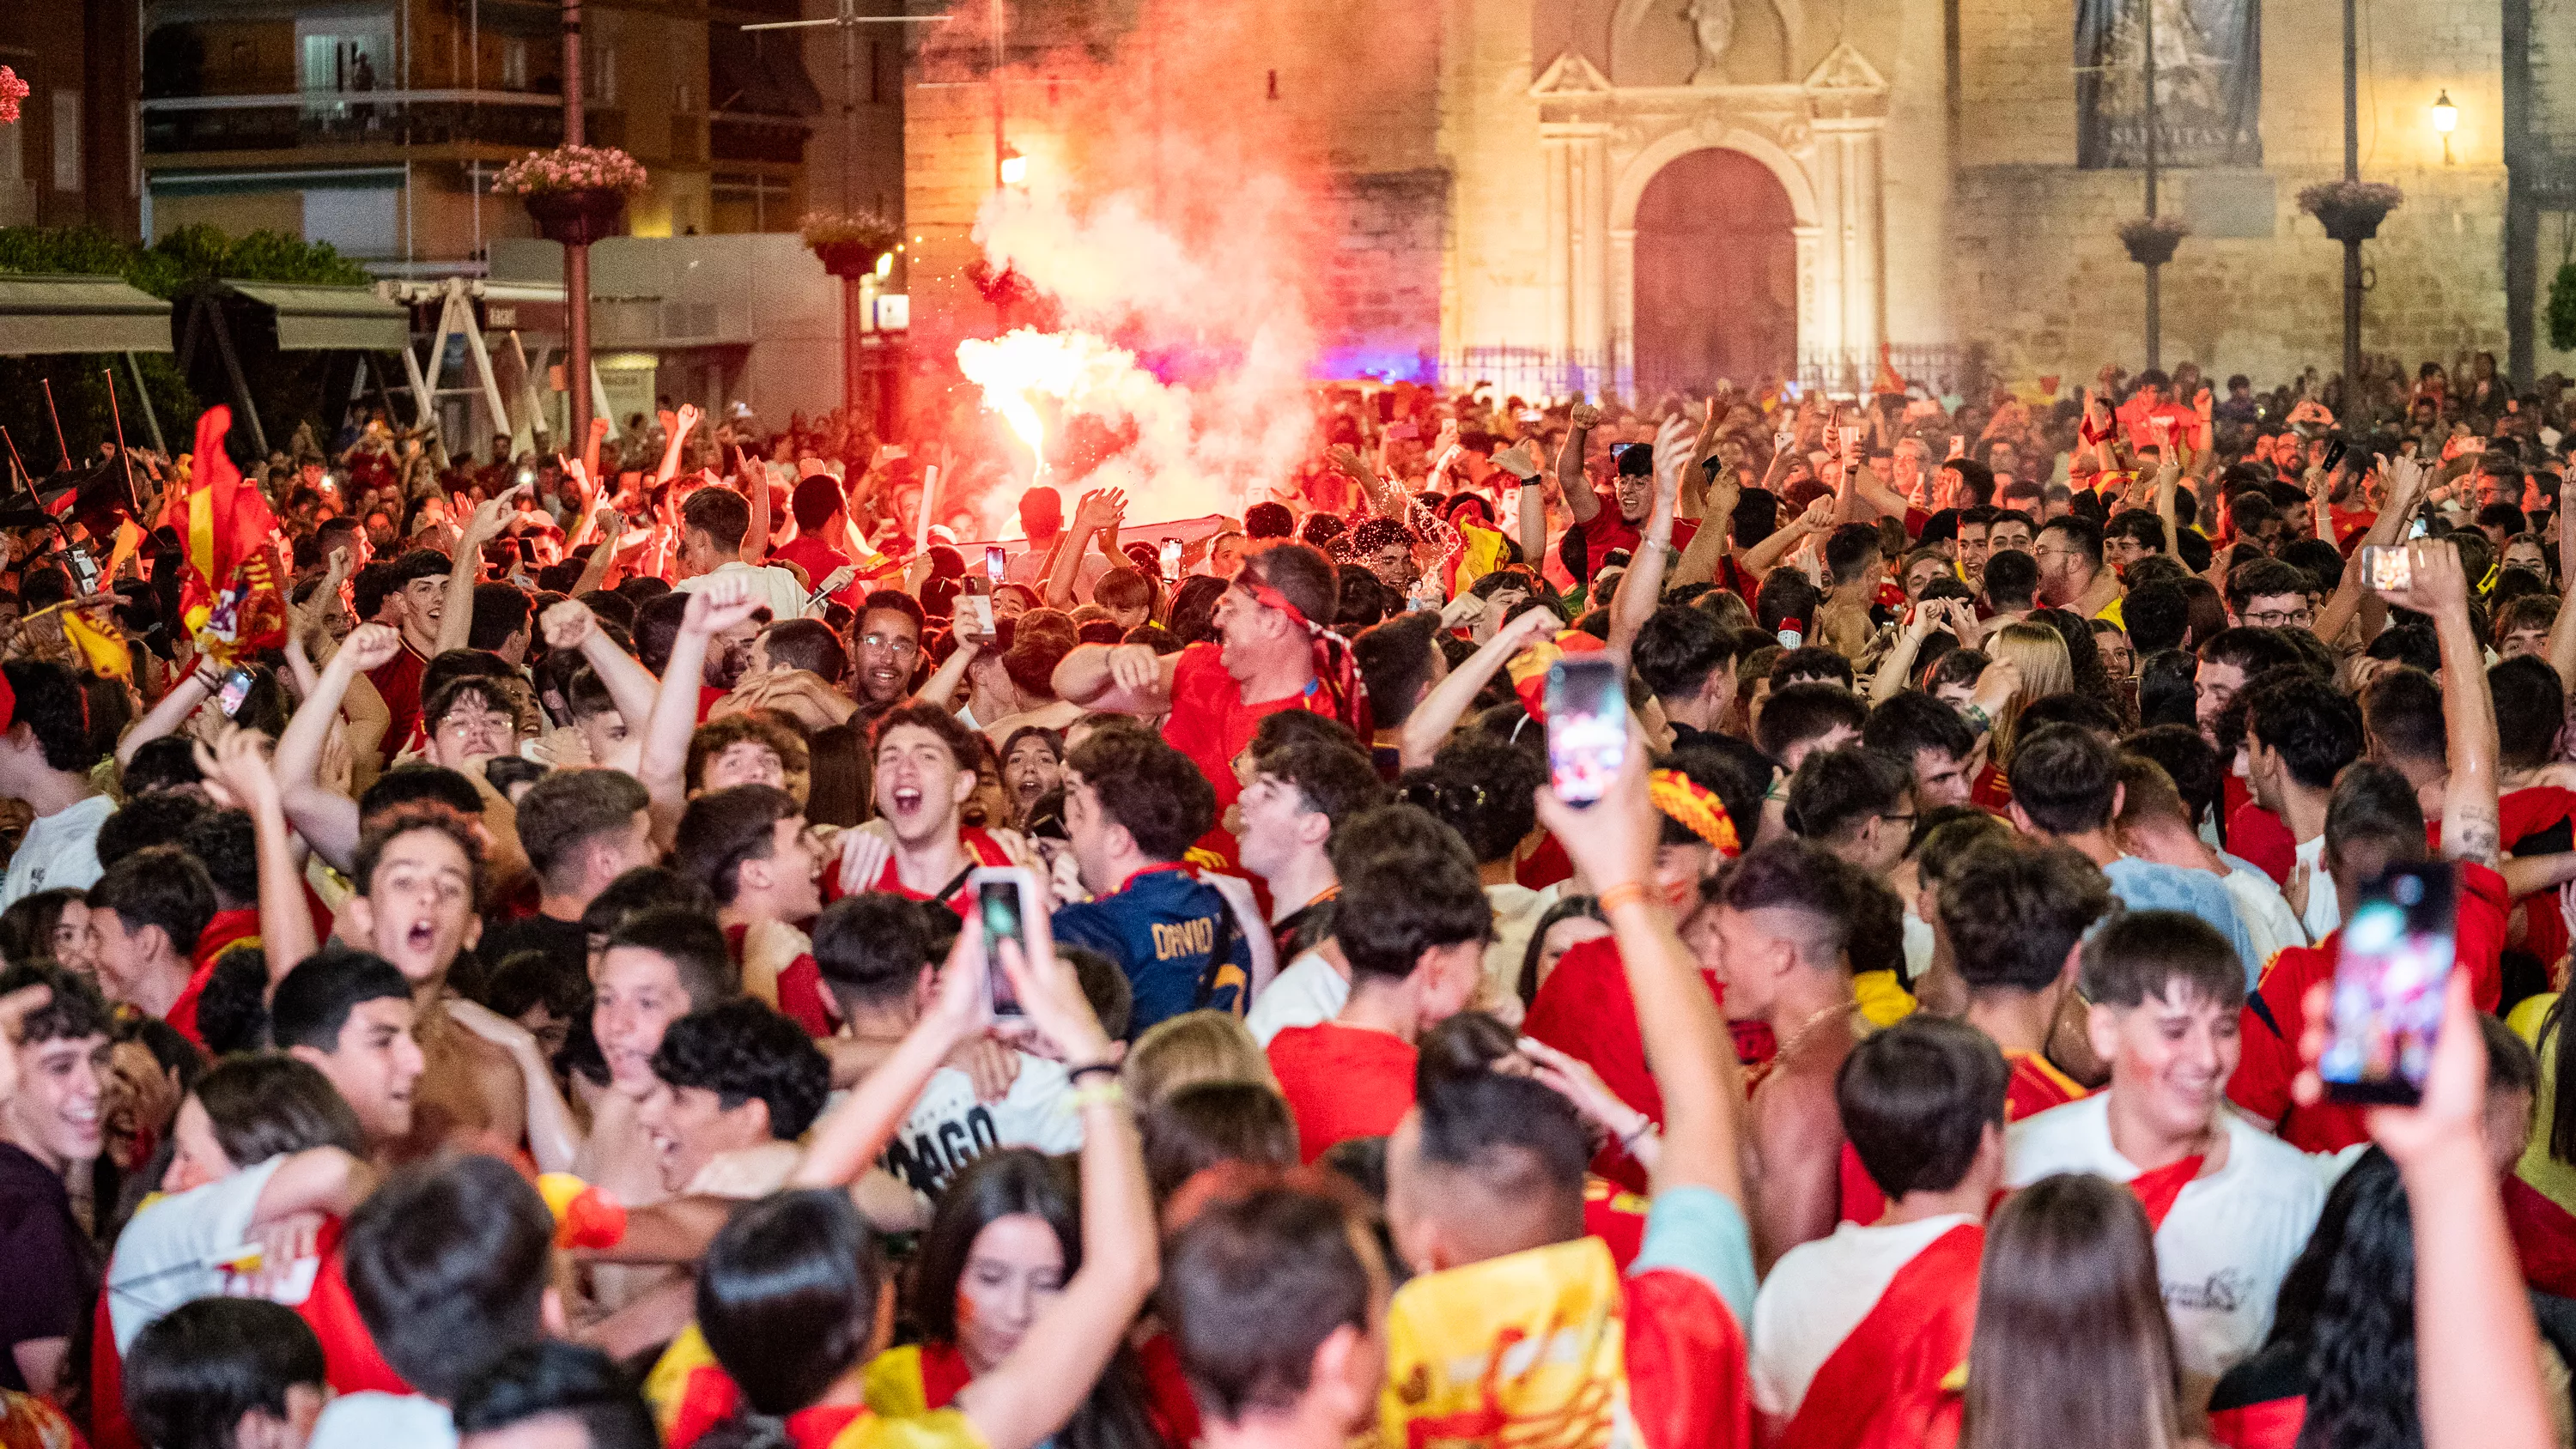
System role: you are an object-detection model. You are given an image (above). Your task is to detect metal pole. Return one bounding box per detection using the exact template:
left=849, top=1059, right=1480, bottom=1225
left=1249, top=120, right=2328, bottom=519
left=2142, top=0, right=2161, bottom=370
left=2341, top=0, right=2362, bottom=405
left=840, top=0, right=859, bottom=213
left=562, top=0, right=592, bottom=452
left=991, top=0, right=1008, bottom=330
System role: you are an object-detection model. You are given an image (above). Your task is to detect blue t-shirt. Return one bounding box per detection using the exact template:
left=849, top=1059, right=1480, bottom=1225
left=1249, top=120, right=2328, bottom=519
left=2101, top=855, right=2262, bottom=987
left=1052, top=868, right=1253, bottom=1034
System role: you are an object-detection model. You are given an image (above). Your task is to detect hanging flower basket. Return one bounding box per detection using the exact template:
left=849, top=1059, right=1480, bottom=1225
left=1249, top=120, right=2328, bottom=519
left=493, top=143, right=647, bottom=246
left=801, top=211, right=902, bottom=280
left=0, top=66, right=27, bottom=125
left=2298, top=179, right=2404, bottom=244
left=2118, top=215, right=2190, bottom=267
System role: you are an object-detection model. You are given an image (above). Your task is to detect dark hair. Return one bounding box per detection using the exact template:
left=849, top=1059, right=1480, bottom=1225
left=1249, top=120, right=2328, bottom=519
left=810, top=892, right=942, bottom=1014
left=1756, top=569, right=1821, bottom=637
left=515, top=768, right=650, bottom=891
left=2360, top=667, right=2445, bottom=765
left=1839, top=1016, right=2009, bottom=1199
left=191, top=1052, right=368, bottom=1164
left=1769, top=645, right=1857, bottom=694
left=601, top=907, right=738, bottom=1010
left=467, top=581, right=533, bottom=654
left=95, top=791, right=211, bottom=870
left=1141, top=1080, right=1299, bottom=1203
left=2121, top=724, right=2223, bottom=828
left=178, top=809, right=259, bottom=908
left=1332, top=805, right=1489, bottom=981
left=2226, top=557, right=2316, bottom=616
left=696, top=1189, right=884, bottom=1423
left=635, top=592, right=689, bottom=675
left=1704, top=838, right=1862, bottom=968
left=1256, top=737, right=1392, bottom=835
left=681, top=486, right=752, bottom=551
left=2080, top=908, right=2245, bottom=1012
left=2322, top=761, right=2431, bottom=877
left=1786, top=746, right=1912, bottom=843
left=0, top=960, right=108, bottom=1045
left=2241, top=673, right=2363, bottom=791
left=1414, top=735, right=1543, bottom=864
left=125, top=1299, right=326, bottom=1449
left=1162, top=1188, right=1376, bottom=1423
left=2489, top=655, right=2565, bottom=768
left=761, top=618, right=847, bottom=684
left=672, top=784, right=802, bottom=905
left=1824, top=522, right=1885, bottom=585
left=651, top=998, right=830, bottom=1142
left=1963, top=1174, right=2183, bottom=1449
left=1982, top=549, right=2039, bottom=610
left=360, top=763, right=486, bottom=823
left=789, top=476, right=845, bottom=532
left=88, top=844, right=216, bottom=959
left=1863, top=690, right=1976, bottom=768
left=1236, top=543, right=1338, bottom=630
left=1352, top=613, right=1445, bottom=729
left=2105, top=508, right=2167, bottom=555
left=1632, top=603, right=1741, bottom=704
left=3, top=658, right=102, bottom=772
left=2123, top=582, right=2189, bottom=654
left=582, top=867, right=717, bottom=941
left=2292, top=1151, right=2422, bottom=1449
left=0, top=888, right=84, bottom=969
left=1755, top=681, right=1868, bottom=762
left=122, top=736, right=207, bottom=796
left=870, top=699, right=983, bottom=772
left=2040, top=514, right=2105, bottom=572
left=344, top=1155, right=556, bottom=1399
left=2007, top=724, right=2119, bottom=834
left=269, top=949, right=411, bottom=1051
left=1940, top=841, right=2114, bottom=994
left=1067, top=727, right=1215, bottom=862
left=1410, top=1064, right=1591, bottom=1235
left=451, top=1341, right=659, bottom=1449
left=1243, top=500, right=1296, bottom=540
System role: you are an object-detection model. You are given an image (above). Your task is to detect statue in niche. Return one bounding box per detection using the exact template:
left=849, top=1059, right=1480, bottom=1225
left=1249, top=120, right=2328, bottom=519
left=1684, top=0, right=1735, bottom=84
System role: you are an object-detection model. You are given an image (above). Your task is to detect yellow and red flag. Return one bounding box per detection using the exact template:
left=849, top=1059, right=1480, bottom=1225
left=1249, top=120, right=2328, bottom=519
left=1506, top=627, right=1610, bottom=721
left=159, top=406, right=290, bottom=666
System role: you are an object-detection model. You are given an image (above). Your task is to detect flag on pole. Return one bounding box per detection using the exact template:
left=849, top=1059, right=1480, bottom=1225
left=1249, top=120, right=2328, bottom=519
left=159, top=406, right=289, bottom=665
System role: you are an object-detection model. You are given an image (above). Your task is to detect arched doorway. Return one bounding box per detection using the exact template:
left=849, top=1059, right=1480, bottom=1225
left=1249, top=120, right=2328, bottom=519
left=1631, top=148, right=1797, bottom=398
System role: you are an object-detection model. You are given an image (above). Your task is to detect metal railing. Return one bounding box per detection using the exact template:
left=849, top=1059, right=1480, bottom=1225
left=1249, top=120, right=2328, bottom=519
left=141, top=90, right=623, bottom=155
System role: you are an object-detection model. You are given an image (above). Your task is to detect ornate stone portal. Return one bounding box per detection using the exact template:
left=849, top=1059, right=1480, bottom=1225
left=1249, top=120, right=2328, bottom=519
left=1529, top=33, right=1889, bottom=394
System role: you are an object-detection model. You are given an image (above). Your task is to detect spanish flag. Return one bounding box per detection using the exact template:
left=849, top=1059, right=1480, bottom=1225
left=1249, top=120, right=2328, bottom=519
left=1443, top=518, right=1512, bottom=597
left=158, top=406, right=290, bottom=666
left=1505, top=627, right=1611, bottom=721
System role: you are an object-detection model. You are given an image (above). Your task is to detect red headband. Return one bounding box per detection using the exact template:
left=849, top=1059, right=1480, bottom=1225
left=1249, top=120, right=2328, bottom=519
left=1246, top=580, right=1372, bottom=740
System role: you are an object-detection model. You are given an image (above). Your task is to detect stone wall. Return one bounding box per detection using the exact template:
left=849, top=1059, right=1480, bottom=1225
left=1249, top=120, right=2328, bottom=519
left=1947, top=0, right=2517, bottom=387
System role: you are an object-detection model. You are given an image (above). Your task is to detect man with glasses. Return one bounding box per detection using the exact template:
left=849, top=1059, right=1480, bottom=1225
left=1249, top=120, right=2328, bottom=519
left=2225, top=558, right=2316, bottom=631
left=848, top=589, right=926, bottom=722
left=2033, top=515, right=2124, bottom=625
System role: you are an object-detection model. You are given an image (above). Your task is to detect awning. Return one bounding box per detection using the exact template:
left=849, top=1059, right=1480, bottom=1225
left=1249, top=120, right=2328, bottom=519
left=709, top=22, right=822, bottom=118
left=224, top=281, right=409, bottom=350
left=0, top=274, right=175, bottom=355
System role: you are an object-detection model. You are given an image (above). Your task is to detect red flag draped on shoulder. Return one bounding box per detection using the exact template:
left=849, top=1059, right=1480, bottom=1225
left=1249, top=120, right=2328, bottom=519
left=161, top=406, right=290, bottom=666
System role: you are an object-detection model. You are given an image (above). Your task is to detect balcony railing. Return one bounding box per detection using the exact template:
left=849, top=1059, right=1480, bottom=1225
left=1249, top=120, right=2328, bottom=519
left=142, top=90, right=623, bottom=155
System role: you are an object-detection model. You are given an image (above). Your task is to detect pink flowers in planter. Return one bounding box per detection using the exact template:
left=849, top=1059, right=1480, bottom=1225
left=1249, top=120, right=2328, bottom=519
left=492, top=144, right=649, bottom=197
left=0, top=66, right=29, bottom=125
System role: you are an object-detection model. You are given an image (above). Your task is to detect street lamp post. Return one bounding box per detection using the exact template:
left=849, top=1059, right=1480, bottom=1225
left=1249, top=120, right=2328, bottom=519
left=2341, top=0, right=2363, bottom=417
left=2142, top=0, right=2162, bottom=371
left=562, top=0, right=592, bottom=448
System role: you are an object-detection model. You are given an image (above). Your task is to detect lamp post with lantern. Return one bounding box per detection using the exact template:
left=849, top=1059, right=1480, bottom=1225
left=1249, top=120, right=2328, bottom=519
left=2433, top=89, right=2458, bottom=165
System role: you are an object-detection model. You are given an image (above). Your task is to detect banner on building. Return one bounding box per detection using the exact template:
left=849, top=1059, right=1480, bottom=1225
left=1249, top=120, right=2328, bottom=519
left=2075, top=0, right=2262, bottom=169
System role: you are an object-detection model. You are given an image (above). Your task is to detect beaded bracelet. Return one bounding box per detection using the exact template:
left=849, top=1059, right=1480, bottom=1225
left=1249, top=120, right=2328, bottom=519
left=1597, top=881, right=1649, bottom=914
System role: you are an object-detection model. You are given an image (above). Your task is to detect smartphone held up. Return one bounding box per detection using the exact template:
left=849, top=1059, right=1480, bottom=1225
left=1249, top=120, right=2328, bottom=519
left=2320, top=862, right=2458, bottom=1106
left=971, top=866, right=1041, bottom=1021
left=1545, top=656, right=1625, bottom=808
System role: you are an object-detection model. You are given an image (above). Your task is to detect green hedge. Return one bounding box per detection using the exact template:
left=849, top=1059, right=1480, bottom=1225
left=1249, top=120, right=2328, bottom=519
left=0, top=224, right=374, bottom=474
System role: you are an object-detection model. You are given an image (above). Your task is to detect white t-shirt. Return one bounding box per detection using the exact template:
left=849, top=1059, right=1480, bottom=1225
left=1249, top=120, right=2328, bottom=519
left=1901, top=908, right=1935, bottom=981
left=1483, top=882, right=1559, bottom=1022
left=1749, top=1213, right=1978, bottom=1420
left=308, top=1392, right=455, bottom=1449
left=2006, top=1093, right=2324, bottom=1381
left=676, top=560, right=812, bottom=621
left=880, top=1052, right=1083, bottom=1196
left=2220, top=857, right=2308, bottom=975
left=106, top=1155, right=293, bottom=1352
left=1246, top=950, right=1349, bottom=1046
left=0, top=793, right=113, bottom=907
left=2293, top=834, right=2341, bottom=943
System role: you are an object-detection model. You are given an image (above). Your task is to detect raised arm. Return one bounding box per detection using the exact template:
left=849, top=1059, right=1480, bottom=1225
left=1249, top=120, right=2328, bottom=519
left=2314, top=455, right=2426, bottom=647
left=570, top=508, right=629, bottom=597
left=1555, top=404, right=1603, bottom=524
left=274, top=624, right=403, bottom=871
left=1052, top=642, right=1177, bottom=718
left=538, top=600, right=657, bottom=772
left=952, top=921, right=1153, bottom=1449
left=1741, top=495, right=1838, bottom=579
left=2382, top=540, right=2500, bottom=864
left=194, top=724, right=319, bottom=979
left=636, top=575, right=763, bottom=831
left=914, top=609, right=993, bottom=711
left=1609, top=413, right=1694, bottom=655
left=436, top=485, right=528, bottom=656
left=118, top=665, right=214, bottom=770
left=652, top=403, right=700, bottom=488
left=1399, top=605, right=1562, bottom=769
left=1046, top=489, right=1123, bottom=609
left=739, top=452, right=771, bottom=565
left=1533, top=733, right=1742, bottom=1208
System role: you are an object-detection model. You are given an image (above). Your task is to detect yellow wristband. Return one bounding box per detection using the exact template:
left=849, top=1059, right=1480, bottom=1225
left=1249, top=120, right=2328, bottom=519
left=1071, top=1080, right=1129, bottom=1114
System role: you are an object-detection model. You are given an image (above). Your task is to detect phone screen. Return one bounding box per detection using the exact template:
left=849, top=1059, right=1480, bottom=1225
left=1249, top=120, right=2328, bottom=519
left=217, top=666, right=256, bottom=720
left=1544, top=657, right=1625, bottom=807
left=1159, top=539, right=1182, bottom=581
left=977, top=877, right=1028, bottom=1020
left=66, top=549, right=100, bottom=594
left=2321, top=861, right=2458, bottom=1105
left=2360, top=545, right=2412, bottom=594
left=2321, top=437, right=2350, bottom=475
left=985, top=546, right=1006, bottom=582
left=963, top=594, right=995, bottom=633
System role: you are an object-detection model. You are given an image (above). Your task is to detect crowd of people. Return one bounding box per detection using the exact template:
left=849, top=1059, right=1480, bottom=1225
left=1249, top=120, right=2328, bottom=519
left=0, top=347, right=2567, bottom=1449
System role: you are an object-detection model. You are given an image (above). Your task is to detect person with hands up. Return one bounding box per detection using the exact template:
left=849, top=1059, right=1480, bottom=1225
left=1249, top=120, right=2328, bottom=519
left=435, top=482, right=535, bottom=657
left=636, top=574, right=768, bottom=837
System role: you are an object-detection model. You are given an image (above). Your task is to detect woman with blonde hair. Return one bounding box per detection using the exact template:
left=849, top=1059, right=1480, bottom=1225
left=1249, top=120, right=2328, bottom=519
left=1985, top=621, right=2074, bottom=775
left=1122, top=1010, right=1277, bottom=1105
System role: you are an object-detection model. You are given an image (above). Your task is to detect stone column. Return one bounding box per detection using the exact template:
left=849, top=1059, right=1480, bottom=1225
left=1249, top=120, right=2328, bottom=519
left=1814, top=112, right=1886, bottom=385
